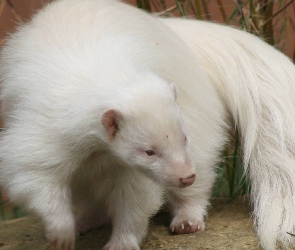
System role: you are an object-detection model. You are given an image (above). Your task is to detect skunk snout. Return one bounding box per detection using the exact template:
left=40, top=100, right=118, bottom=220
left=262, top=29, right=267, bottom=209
left=179, top=174, right=195, bottom=187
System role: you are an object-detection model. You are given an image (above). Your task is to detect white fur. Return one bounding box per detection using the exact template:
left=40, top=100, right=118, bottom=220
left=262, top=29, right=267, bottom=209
left=0, top=1, right=227, bottom=249
left=4, top=0, right=294, bottom=249
left=161, top=18, right=295, bottom=249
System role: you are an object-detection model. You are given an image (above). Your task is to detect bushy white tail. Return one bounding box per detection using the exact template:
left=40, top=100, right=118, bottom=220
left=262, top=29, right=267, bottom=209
left=162, top=18, right=295, bottom=249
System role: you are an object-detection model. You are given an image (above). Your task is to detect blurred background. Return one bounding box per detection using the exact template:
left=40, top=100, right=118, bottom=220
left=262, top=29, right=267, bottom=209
left=1, top=0, right=295, bottom=56
left=0, top=0, right=295, bottom=220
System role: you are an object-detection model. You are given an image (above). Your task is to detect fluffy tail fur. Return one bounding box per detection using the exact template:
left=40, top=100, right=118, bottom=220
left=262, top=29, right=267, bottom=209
left=162, top=18, right=295, bottom=249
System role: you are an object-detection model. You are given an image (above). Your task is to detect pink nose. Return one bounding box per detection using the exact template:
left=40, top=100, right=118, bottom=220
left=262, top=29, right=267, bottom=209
left=179, top=174, right=195, bottom=187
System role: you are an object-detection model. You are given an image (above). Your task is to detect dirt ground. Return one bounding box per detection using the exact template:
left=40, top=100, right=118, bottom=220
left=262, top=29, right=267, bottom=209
left=0, top=197, right=260, bottom=250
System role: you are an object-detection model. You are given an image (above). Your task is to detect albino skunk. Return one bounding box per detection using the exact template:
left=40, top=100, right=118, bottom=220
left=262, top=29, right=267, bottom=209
left=0, top=0, right=226, bottom=249
left=161, top=18, right=295, bottom=250
left=0, top=0, right=294, bottom=249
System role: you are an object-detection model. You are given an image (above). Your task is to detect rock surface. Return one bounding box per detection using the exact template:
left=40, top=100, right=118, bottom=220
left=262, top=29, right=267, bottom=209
left=0, top=197, right=260, bottom=250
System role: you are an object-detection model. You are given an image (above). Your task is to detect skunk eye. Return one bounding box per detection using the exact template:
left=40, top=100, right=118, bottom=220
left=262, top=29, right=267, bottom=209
left=145, top=150, right=156, bottom=156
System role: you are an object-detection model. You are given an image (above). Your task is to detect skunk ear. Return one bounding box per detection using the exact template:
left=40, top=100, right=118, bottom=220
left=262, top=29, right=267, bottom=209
left=101, top=109, right=122, bottom=140
left=170, top=82, right=177, bottom=100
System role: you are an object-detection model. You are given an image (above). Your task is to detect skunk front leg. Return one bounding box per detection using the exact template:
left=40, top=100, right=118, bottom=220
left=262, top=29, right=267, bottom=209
left=167, top=188, right=206, bottom=234
left=167, top=169, right=215, bottom=235
left=8, top=175, right=75, bottom=250
left=103, top=169, right=163, bottom=250
left=0, top=131, right=76, bottom=249
left=42, top=185, right=75, bottom=250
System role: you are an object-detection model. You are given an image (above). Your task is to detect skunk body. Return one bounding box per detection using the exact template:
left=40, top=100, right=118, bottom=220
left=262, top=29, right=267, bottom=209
left=0, top=0, right=227, bottom=249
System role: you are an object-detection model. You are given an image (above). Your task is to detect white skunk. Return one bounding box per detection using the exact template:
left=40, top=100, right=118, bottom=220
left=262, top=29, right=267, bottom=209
left=161, top=18, right=295, bottom=249
left=2, top=0, right=293, bottom=249
left=0, top=0, right=227, bottom=249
